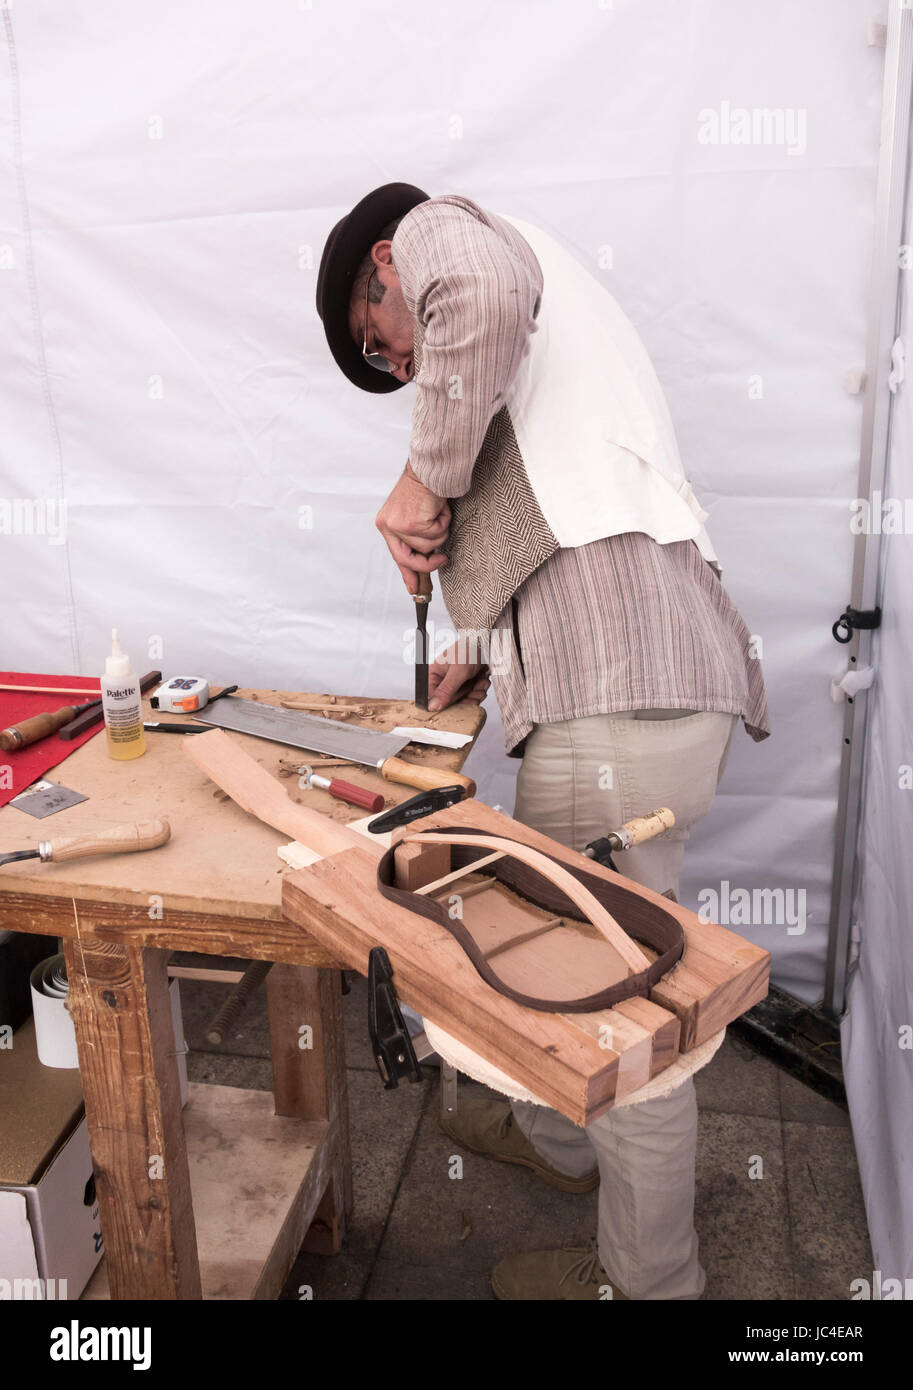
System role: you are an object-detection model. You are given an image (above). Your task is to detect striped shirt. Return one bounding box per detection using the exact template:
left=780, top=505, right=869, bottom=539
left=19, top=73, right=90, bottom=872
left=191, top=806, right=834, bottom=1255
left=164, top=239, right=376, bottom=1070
left=392, top=197, right=771, bottom=755
left=494, top=533, right=770, bottom=755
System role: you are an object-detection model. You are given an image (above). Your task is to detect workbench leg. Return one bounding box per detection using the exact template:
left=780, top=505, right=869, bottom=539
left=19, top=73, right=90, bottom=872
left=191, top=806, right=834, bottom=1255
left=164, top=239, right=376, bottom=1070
left=266, top=965, right=352, bottom=1255
left=63, top=935, right=202, bottom=1300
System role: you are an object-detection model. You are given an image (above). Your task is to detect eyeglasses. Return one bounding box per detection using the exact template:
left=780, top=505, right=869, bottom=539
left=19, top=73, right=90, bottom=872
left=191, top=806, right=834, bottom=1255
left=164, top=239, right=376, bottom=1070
left=361, top=268, right=396, bottom=373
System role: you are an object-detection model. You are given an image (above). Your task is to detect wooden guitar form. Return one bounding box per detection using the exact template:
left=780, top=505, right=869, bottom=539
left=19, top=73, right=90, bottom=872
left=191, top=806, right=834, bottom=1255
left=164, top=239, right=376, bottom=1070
left=184, top=729, right=770, bottom=1124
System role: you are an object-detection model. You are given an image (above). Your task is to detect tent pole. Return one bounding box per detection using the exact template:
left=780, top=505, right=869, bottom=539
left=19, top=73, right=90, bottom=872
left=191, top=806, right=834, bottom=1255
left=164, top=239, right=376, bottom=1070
left=825, top=5, right=913, bottom=1018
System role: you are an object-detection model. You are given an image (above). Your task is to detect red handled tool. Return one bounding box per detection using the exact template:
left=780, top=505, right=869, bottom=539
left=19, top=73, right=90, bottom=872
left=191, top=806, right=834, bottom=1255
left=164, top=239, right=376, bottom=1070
left=300, top=765, right=384, bottom=813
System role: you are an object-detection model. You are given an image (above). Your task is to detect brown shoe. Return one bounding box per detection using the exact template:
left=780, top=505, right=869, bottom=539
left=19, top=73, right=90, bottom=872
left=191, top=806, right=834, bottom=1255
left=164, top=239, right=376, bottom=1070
left=439, top=1093, right=599, bottom=1193
left=491, top=1240, right=629, bottom=1301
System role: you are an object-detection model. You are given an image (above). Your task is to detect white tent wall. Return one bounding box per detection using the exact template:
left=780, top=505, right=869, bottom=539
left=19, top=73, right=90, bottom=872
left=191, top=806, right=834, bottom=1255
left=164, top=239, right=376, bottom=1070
left=842, top=83, right=913, bottom=1282
left=0, top=10, right=885, bottom=997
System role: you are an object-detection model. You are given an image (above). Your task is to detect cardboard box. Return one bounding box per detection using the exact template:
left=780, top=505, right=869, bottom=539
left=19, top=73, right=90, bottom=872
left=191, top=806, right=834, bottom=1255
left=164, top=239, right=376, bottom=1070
left=0, top=1019, right=100, bottom=1299
left=0, top=1118, right=101, bottom=1300
left=0, top=982, right=189, bottom=1298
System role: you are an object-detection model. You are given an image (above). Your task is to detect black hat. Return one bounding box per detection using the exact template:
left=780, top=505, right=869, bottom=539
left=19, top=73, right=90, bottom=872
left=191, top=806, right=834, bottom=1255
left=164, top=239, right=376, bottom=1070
left=316, top=182, right=430, bottom=393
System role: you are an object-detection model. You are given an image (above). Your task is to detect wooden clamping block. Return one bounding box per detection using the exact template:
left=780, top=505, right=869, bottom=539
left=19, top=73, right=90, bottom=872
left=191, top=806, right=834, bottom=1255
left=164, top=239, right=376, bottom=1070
left=392, top=837, right=451, bottom=891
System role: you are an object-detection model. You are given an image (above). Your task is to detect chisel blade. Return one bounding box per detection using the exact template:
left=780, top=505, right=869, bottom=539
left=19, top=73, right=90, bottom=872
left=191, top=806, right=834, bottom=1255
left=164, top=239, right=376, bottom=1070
left=414, top=605, right=429, bottom=710
left=413, top=572, right=433, bottom=711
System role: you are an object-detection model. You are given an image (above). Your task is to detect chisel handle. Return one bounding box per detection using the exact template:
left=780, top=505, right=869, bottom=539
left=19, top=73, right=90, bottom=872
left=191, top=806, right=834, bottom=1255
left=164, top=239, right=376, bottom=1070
left=41, top=818, right=172, bottom=863
left=414, top=571, right=433, bottom=601
left=326, top=779, right=385, bottom=813
left=0, top=705, right=79, bottom=751
left=306, top=769, right=384, bottom=812
left=617, top=807, right=675, bottom=846
left=380, top=758, right=475, bottom=798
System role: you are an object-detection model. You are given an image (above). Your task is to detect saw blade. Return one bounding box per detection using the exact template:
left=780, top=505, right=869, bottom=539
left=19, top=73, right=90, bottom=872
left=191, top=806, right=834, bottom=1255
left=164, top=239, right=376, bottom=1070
left=192, top=696, right=409, bottom=766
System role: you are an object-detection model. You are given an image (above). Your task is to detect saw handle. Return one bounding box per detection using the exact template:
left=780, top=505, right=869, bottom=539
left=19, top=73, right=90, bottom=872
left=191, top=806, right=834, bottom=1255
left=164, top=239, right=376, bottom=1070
left=42, top=818, right=172, bottom=863
left=380, top=757, right=475, bottom=798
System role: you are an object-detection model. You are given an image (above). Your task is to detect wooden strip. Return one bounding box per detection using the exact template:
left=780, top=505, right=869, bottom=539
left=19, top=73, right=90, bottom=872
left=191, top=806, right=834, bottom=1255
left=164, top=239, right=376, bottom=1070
left=404, top=831, right=652, bottom=973
left=414, top=851, right=504, bottom=897
left=183, top=729, right=375, bottom=860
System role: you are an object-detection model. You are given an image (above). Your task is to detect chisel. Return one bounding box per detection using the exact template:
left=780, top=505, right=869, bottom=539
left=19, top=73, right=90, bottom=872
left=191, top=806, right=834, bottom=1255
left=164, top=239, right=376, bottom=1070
left=0, top=702, right=97, bottom=752
left=413, top=571, right=432, bottom=711
left=0, top=818, right=172, bottom=868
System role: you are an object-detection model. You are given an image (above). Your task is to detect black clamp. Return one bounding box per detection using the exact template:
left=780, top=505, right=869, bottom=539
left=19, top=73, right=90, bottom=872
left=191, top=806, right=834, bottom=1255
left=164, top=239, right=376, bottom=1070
left=368, top=947, right=422, bottom=1089
left=832, top=606, right=882, bottom=644
left=583, top=837, right=619, bottom=873
left=367, top=784, right=467, bottom=834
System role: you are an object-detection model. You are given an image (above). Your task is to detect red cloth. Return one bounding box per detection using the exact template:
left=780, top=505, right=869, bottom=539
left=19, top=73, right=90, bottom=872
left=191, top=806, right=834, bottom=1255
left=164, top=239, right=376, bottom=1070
left=0, top=672, right=106, bottom=809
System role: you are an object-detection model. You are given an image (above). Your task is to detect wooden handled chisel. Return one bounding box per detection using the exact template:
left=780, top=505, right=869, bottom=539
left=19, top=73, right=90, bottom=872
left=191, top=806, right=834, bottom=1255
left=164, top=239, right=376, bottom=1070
left=0, top=818, right=172, bottom=868
left=0, top=703, right=95, bottom=751
left=413, top=571, right=432, bottom=710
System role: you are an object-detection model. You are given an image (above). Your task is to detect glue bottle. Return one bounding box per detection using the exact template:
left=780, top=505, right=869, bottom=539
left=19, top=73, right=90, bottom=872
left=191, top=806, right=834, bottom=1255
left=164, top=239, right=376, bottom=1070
left=100, top=629, right=146, bottom=760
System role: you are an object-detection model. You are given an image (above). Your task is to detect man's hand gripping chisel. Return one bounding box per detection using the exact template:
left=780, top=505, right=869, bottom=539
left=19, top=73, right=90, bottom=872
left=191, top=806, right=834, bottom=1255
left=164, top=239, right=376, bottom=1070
left=413, top=570, right=432, bottom=711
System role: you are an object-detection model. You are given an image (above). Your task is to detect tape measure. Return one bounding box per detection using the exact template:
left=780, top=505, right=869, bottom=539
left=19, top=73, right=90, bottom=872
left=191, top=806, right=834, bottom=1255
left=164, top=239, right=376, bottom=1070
left=150, top=676, right=210, bottom=713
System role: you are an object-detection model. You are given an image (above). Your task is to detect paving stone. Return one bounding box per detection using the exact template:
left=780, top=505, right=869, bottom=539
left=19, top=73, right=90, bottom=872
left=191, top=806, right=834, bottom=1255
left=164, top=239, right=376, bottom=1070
left=186, top=1049, right=273, bottom=1090
left=694, top=1033, right=781, bottom=1119
left=782, top=1122, right=873, bottom=1300
left=778, top=1069, right=849, bottom=1127
left=696, top=1111, right=795, bottom=1300
left=374, top=1080, right=597, bottom=1283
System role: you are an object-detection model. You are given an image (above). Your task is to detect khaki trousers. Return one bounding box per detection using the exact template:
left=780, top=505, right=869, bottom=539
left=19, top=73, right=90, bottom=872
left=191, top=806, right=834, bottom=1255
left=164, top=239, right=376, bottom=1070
left=510, top=709, right=738, bottom=1300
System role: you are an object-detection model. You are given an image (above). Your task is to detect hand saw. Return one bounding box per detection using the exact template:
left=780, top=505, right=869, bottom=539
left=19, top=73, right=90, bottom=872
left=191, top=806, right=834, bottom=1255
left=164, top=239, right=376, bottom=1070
left=192, top=696, right=475, bottom=796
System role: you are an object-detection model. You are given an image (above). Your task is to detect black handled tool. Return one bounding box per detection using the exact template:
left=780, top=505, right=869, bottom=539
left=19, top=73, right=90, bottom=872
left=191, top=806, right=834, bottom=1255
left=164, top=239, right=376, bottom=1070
left=143, top=722, right=210, bottom=735
left=367, top=784, right=467, bottom=834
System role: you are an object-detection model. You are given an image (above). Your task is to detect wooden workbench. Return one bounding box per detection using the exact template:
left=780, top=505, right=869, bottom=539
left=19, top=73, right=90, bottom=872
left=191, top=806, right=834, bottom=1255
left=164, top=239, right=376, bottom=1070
left=0, top=688, right=485, bottom=1300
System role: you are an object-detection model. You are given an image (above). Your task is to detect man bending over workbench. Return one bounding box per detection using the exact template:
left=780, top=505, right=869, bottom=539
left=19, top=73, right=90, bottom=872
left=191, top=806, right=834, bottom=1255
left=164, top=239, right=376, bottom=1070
left=316, top=183, right=770, bottom=1301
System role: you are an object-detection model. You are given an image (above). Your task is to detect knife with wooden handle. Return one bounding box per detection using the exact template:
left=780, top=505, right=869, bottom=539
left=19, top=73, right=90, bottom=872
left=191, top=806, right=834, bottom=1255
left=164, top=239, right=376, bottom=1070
left=0, top=818, right=171, bottom=868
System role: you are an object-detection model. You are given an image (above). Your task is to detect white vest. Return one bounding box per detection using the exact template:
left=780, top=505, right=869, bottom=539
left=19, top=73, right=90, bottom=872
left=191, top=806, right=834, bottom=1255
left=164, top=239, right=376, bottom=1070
left=501, top=215, right=717, bottom=565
